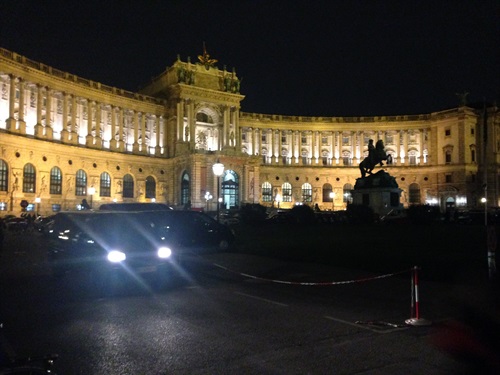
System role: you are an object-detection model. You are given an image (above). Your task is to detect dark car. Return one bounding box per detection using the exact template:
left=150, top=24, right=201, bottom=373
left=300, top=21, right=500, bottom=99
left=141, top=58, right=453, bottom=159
left=3, top=216, right=29, bottom=231
left=46, top=211, right=182, bottom=290
left=98, top=202, right=173, bottom=211
left=139, top=210, right=236, bottom=252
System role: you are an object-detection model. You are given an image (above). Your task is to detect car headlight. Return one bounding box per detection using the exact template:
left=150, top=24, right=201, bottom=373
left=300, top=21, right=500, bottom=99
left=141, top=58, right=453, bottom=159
left=108, top=250, right=126, bottom=263
left=157, top=247, right=172, bottom=259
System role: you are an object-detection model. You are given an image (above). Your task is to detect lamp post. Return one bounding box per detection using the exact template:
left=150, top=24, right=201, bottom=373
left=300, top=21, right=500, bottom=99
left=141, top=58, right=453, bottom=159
left=275, top=193, right=282, bottom=209
left=34, top=197, right=41, bottom=216
left=212, top=161, right=224, bottom=223
left=329, top=191, right=335, bottom=210
left=88, top=186, right=96, bottom=209
left=204, top=191, right=213, bottom=213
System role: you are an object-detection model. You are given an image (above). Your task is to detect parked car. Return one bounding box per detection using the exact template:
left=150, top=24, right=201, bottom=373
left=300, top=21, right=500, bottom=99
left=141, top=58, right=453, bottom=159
left=3, top=216, right=29, bottom=231
left=139, top=210, right=236, bottom=252
left=46, top=211, right=182, bottom=290
left=98, top=202, right=173, bottom=211
left=34, top=215, right=56, bottom=233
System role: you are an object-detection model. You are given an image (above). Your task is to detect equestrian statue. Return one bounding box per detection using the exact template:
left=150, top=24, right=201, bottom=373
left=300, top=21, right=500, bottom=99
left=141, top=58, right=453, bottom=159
left=359, top=139, right=388, bottom=178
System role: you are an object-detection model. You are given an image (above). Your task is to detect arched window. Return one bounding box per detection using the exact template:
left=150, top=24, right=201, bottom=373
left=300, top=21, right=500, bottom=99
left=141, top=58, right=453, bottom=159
left=145, top=176, right=156, bottom=199
left=75, top=169, right=87, bottom=196
left=343, top=183, right=353, bottom=203
left=0, top=160, right=8, bottom=191
left=301, top=183, right=312, bottom=203
left=262, top=182, right=272, bottom=202
left=100, top=172, right=111, bottom=197
left=409, top=183, right=421, bottom=205
left=23, top=163, right=36, bottom=193
left=196, top=112, right=213, bottom=123
left=181, top=172, right=190, bottom=205
left=50, top=167, right=62, bottom=195
left=221, top=170, right=239, bottom=209
left=282, top=182, right=292, bottom=202
left=323, top=183, right=333, bottom=202
left=123, top=174, right=134, bottom=198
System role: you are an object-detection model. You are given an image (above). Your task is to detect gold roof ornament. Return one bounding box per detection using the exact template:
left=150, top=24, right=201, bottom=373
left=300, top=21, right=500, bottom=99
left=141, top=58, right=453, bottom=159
left=198, top=42, right=218, bottom=70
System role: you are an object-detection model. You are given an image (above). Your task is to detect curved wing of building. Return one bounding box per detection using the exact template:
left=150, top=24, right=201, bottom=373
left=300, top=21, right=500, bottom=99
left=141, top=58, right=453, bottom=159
left=0, top=47, right=497, bottom=216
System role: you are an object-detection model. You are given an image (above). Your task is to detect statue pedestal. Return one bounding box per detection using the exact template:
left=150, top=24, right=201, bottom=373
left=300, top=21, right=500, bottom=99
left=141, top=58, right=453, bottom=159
left=353, top=170, right=403, bottom=218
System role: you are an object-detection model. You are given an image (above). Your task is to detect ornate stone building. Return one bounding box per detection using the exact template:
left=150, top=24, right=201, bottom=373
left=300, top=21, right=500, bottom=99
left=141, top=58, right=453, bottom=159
left=0, top=47, right=498, bottom=216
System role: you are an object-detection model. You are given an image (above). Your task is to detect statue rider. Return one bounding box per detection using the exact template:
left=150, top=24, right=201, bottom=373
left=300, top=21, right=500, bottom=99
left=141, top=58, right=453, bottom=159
left=368, top=139, right=376, bottom=167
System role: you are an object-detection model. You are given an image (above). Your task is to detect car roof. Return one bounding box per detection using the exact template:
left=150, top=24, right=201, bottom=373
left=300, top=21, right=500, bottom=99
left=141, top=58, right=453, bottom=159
left=98, top=202, right=173, bottom=211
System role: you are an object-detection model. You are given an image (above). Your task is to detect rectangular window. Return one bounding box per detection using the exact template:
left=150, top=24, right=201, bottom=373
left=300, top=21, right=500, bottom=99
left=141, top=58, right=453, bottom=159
left=445, top=174, right=452, bottom=183
left=342, top=135, right=350, bottom=146
left=321, top=135, right=328, bottom=145
left=445, top=128, right=451, bottom=137
left=445, top=153, right=452, bottom=164
left=281, top=132, right=287, bottom=145
left=261, top=134, right=267, bottom=143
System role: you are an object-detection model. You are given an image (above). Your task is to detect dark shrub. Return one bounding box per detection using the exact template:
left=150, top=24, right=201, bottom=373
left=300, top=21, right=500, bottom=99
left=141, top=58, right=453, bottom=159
left=407, top=204, right=441, bottom=224
left=346, top=204, right=375, bottom=224
left=239, top=204, right=267, bottom=225
left=290, top=205, right=316, bottom=225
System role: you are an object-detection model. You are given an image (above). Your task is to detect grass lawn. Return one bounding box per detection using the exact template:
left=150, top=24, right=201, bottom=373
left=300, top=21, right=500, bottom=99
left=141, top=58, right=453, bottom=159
left=231, top=222, right=494, bottom=284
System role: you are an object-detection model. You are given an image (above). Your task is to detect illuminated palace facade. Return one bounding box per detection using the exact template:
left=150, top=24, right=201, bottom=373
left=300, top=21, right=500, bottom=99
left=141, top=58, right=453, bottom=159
left=0, top=46, right=498, bottom=216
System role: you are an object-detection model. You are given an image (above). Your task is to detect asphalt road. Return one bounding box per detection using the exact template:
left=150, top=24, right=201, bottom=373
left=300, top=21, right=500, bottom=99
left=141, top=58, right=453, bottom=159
left=0, top=230, right=498, bottom=374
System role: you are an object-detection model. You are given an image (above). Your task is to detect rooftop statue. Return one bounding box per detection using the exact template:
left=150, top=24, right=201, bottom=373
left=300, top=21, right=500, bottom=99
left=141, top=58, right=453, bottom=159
left=359, top=139, right=387, bottom=178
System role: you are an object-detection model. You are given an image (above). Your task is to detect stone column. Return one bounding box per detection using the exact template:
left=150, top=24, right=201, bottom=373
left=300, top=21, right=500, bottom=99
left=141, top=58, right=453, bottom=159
left=35, top=85, right=44, bottom=138
left=18, top=79, right=26, bottom=134
left=132, top=111, right=140, bottom=153
left=70, top=95, right=78, bottom=144
left=110, top=105, right=116, bottom=149
left=188, top=102, right=195, bottom=149
left=6, top=75, right=16, bottom=130
left=394, top=130, right=401, bottom=163
left=234, top=108, right=240, bottom=148
left=140, top=113, right=147, bottom=154
left=85, top=100, right=94, bottom=146
left=45, top=88, right=53, bottom=140
left=251, top=128, right=256, bottom=155
left=312, top=131, right=317, bottom=164
left=402, top=130, right=408, bottom=164
left=118, top=107, right=125, bottom=151
left=177, top=100, right=184, bottom=141
left=94, top=102, right=102, bottom=148
left=61, top=92, right=69, bottom=143
left=155, top=116, right=162, bottom=156
left=419, top=129, right=425, bottom=164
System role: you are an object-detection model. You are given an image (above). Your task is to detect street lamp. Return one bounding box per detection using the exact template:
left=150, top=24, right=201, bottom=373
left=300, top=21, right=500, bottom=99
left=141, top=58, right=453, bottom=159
left=329, top=191, right=335, bottom=210
left=275, top=193, right=282, bottom=209
left=88, top=186, right=96, bottom=209
left=35, top=197, right=41, bottom=216
left=212, top=160, right=224, bottom=223
left=204, top=191, right=213, bottom=212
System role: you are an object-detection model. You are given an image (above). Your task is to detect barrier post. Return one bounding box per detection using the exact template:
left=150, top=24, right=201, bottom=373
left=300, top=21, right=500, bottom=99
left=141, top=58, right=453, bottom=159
left=405, top=266, right=432, bottom=326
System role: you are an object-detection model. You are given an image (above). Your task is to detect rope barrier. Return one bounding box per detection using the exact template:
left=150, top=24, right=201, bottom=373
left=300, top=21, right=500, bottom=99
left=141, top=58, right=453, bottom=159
left=212, top=262, right=410, bottom=286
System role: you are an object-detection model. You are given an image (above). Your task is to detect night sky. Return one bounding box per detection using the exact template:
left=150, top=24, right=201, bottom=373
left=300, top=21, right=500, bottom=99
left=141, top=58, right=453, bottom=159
left=0, top=0, right=498, bottom=117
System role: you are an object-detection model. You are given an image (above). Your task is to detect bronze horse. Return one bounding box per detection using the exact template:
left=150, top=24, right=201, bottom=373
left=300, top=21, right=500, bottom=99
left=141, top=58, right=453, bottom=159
left=359, top=140, right=387, bottom=178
